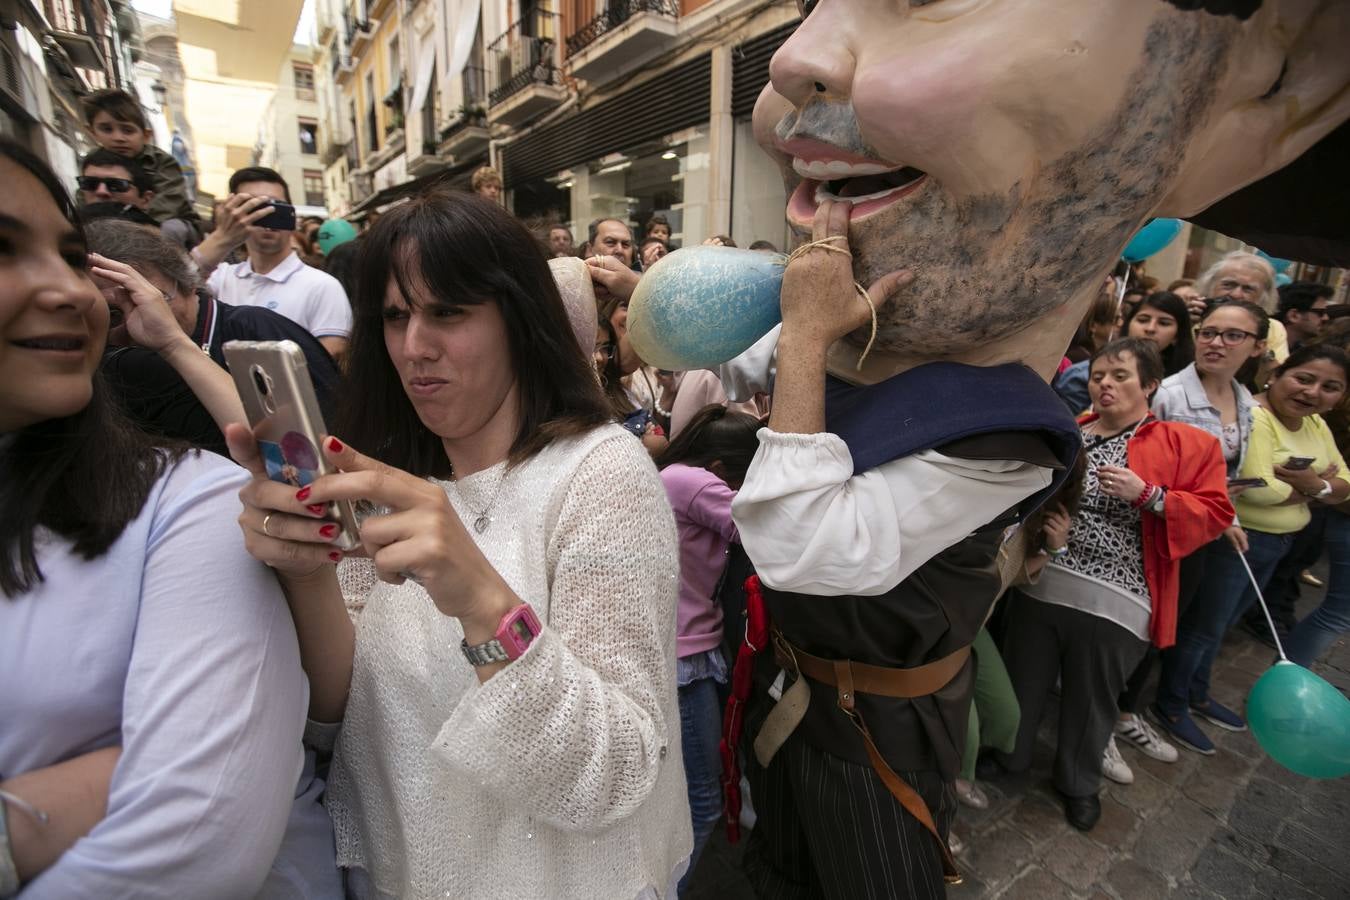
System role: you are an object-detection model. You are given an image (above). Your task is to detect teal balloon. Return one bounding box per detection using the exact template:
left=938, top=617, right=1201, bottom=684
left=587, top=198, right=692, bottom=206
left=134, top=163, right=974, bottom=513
left=1121, top=218, right=1184, bottom=263
left=1276, top=273, right=1293, bottom=288
left=1247, top=661, right=1350, bottom=779
left=628, top=246, right=786, bottom=370
left=1257, top=250, right=1293, bottom=274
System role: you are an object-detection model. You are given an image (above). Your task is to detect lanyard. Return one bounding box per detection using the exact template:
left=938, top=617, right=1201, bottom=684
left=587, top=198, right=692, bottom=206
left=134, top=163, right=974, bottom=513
left=196, top=296, right=218, bottom=355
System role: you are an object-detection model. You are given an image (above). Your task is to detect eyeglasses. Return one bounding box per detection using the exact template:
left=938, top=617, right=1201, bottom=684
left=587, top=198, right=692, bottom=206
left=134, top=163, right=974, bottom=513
left=77, top=176, right=134, bottom=193
left=1196, top=327, right=1259, bottom=346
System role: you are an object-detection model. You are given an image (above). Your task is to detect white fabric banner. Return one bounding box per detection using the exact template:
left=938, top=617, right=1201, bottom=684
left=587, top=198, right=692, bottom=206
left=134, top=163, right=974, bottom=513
left=408, top=33, right=437, bottom=113
left=446, top=0, right=482, bottom=80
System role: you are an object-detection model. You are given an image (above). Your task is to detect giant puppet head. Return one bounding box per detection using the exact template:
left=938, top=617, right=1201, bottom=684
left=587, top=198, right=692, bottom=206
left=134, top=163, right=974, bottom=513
left=753, top=0, right=1350, bottom=383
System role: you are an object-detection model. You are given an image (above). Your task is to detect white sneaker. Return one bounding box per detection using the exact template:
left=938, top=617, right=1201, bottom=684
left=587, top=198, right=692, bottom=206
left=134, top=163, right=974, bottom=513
left=1115, top=712, right=1180, bottom=763
left=1102, top=735, right=1134, bottom=785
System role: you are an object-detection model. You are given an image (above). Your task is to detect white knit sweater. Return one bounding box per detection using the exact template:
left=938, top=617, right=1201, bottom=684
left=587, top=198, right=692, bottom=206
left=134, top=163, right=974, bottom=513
left=326, top=425, right=692, bottom=899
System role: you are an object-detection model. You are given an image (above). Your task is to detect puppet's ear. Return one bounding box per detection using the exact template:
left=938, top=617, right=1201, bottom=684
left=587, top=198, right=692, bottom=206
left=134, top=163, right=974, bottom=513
left=1156, top=0, right=1350, bottom=222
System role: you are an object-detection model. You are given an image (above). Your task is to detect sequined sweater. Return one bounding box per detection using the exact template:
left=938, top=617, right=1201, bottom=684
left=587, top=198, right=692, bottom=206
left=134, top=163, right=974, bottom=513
left=326, top=426, right=691, bottom=899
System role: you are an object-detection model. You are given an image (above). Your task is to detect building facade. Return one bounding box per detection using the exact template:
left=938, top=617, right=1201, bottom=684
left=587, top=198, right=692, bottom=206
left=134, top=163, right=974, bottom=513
left=0, top=0, right=141, bottom=186
left=255, top=43, right=328, bottom=217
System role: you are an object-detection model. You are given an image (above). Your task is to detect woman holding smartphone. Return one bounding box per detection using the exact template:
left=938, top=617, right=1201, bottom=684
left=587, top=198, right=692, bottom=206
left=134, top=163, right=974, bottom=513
left=228, top=190, right=691, bottom=898
left=1153, top=344, right=1350, bottom=754
left=1106, top=300, right=1269, bottom=772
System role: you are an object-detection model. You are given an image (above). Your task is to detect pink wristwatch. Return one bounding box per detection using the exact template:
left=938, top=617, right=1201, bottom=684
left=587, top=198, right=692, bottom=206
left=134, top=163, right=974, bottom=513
left=460, top=603, right=542, bottom=666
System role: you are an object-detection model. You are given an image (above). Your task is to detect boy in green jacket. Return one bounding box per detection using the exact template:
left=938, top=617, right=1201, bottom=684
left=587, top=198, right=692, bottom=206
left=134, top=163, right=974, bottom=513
left=83, top=89, right=201, bottom=247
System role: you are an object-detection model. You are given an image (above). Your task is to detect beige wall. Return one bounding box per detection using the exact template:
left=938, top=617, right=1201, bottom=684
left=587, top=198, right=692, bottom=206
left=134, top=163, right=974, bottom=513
left=173, top=0, right=305, bottom=197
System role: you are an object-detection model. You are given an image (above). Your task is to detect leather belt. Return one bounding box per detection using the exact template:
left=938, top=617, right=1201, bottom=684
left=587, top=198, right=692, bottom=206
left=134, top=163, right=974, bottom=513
left=772, top=629, right=971, bottom=700
left=764, top=627, right=969, bottom=885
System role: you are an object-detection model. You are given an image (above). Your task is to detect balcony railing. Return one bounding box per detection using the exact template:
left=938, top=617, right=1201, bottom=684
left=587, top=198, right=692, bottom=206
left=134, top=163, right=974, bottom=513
left=487, top=5, right=561, bottom=108
left=463, top=64, right=488, bottom=109
left=321, top=138, right=349, bottom=167
left=565, top=0, right=678, bottom=57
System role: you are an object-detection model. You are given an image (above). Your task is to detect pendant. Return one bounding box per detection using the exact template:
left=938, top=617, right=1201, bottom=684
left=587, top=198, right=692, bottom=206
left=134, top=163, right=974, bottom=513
left=473, top=514, right=491, bottom=534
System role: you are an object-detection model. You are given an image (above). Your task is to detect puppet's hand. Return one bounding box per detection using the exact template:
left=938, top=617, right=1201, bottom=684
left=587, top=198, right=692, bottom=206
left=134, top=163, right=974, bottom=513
left=780, top=199, right=912, bottom=350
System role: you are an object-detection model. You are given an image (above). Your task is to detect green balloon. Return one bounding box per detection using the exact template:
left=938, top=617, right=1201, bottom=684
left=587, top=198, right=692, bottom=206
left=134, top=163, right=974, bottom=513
left=1247, top=661, right=1350, bottom=779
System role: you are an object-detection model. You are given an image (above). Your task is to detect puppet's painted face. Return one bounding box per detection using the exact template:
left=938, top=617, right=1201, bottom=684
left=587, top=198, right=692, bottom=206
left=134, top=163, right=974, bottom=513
left=755, top=0, right=1247, bottom=362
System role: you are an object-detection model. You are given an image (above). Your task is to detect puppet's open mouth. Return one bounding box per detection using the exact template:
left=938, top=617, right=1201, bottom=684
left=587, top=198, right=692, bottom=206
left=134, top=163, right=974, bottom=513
left=788, top=167, right=929, bottom=225
left=816, top=167, right=927, bottom=203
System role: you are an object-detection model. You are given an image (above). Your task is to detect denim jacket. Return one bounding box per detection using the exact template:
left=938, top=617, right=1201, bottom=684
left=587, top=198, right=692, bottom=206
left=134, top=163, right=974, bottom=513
left=1151, top=362, right=1255, bottom=476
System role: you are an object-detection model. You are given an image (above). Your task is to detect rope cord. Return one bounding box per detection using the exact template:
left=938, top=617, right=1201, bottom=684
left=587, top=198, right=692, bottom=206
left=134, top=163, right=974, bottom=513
left=786, top=236, right=879, bottom=370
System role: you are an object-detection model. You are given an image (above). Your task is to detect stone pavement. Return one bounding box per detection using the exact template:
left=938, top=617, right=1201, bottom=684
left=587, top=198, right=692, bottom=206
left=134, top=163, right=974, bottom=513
left=685, top=575, right=1348, bottom=899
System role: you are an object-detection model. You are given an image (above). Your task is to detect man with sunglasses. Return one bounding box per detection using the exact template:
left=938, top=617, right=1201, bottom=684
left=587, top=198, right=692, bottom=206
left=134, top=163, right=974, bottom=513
left=78, top=150, right=157, bottom=218
left=1277, top=281, right=1335, bottom=352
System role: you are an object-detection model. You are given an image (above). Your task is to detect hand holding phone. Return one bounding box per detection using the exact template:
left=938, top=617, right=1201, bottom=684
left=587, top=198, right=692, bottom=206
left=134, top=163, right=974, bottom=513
left=254, top=200, right=297, bottom=232
left=1283, top=456, right=1316, bottom=471
left=224, top=340, right=361, bottom=551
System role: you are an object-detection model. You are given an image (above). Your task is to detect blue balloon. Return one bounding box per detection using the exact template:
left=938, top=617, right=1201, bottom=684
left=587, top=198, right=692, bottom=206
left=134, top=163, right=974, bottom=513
left=1257, top=250, right=1293, bottom=274
left=628, top=246, right=786, bottom=370
left=1276, top=273, right=1292, bottom=288
left=1121, top=218, right=1184, bottom=263
left=1247, top=660, right=1350, bottom=779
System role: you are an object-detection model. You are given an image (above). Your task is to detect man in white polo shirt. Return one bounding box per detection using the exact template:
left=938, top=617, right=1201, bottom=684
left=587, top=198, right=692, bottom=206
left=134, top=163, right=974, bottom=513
left=200, top=167, right=351, bottom=359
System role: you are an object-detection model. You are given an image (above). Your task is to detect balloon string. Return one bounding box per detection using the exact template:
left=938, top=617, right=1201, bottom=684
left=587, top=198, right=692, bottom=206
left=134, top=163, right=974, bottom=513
left=1236, top=548, right=1289, bottom=662
left=786, top=236, right=878, bottom=371
left=1110, top=259, right=1130, bottom=327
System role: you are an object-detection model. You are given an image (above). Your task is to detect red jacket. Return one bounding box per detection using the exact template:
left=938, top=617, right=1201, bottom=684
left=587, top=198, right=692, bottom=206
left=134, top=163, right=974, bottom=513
left=1077, top=413, right=1234, bottom=648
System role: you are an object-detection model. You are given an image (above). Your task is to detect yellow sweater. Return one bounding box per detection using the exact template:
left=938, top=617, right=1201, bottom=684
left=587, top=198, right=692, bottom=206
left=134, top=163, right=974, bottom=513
left=1236, top=406, right=1346, bottom=534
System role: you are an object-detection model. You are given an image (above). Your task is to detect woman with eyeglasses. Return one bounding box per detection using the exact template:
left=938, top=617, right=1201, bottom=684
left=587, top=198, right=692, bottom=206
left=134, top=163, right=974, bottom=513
left=1102, top=301, right=1269, bottom=777
left=1153, top=343, right=1350, bottom=755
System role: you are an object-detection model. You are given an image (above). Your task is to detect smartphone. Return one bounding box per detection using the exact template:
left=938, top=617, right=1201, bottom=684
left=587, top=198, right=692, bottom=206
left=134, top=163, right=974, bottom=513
left=224, top=340, right=361, bottom=551
left=1283, top=456, right=1316, bottom=471
left=254, top=200, right=296, bottom=232
left=1227, top=477, right=1267, bottom=488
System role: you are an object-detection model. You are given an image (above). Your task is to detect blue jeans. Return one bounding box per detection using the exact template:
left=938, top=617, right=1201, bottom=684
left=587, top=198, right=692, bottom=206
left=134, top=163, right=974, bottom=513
left=1157, top=528, right=1294, bottom=717
left=677, top=675, right=723, bottom=894
left=1285, top=510, right=1350, bottom=666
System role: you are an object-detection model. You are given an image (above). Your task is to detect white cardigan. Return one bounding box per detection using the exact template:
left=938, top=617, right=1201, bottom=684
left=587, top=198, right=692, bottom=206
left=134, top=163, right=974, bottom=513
left=327, top=425, right=691, bottom=899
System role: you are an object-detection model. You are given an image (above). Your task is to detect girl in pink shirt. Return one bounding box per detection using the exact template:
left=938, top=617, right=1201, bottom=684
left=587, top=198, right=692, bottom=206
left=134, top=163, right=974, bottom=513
left=657, top=405, right=761, bottom=889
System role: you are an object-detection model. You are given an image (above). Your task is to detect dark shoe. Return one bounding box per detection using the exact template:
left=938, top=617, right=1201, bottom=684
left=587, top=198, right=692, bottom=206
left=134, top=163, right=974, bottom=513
left=1147, top=704, right=1216, bottom=755
left=1055, top=789, right=1101, bottom=831
left=1190, top=697, right=1248, bottom=732
left=976, top=754, right=1007, bottom=781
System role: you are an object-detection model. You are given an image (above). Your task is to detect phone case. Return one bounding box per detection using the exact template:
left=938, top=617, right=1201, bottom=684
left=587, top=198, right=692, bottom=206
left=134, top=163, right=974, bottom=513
left=224, top=340, right=361, bottom=551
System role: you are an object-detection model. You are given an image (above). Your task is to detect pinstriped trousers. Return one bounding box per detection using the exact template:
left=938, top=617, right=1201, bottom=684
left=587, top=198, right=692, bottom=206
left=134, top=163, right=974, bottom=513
left=742, top=729, right=957, bottom=900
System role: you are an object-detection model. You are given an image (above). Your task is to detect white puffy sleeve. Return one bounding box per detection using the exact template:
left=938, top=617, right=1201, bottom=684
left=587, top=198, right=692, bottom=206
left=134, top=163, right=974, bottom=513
left=731, top=428, right=1053, bottom=596
left=430, top=434, right=679, bottom=831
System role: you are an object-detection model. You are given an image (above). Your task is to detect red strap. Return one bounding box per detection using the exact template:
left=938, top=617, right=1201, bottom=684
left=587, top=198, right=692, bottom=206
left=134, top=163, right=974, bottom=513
left=719, top=575, right=767, bottom=844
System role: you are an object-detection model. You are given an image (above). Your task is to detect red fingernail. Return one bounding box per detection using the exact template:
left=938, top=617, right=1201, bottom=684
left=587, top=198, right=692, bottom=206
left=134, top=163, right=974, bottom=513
left=307, top=504, right=326, bottom=516
left=319, top=523, right=338, bottom=539
left=328, top=551, right=341, bottom=562
left=326, top=437, right=344, bottom=453
left=296, top=486, right=311, bottom=501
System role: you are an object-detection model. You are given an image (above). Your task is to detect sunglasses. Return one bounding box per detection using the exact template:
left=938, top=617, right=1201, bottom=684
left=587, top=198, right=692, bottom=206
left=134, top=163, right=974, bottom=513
left=78, top=175, right=135, bottom=193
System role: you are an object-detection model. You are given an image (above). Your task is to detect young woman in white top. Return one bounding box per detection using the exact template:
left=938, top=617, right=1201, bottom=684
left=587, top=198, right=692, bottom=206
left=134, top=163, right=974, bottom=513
left=0, top=141, right=337, bottom=897
left=229, top=190, right=691, bottom=899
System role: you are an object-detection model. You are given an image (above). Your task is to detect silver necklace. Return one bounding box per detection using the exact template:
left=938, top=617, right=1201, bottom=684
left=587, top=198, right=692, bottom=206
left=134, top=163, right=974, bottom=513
left=455, top=465, right=506, bottom=534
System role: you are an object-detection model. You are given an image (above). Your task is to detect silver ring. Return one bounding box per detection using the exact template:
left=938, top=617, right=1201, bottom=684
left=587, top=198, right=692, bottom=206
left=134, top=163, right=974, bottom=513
left=262, top=513, right=275, bottom=537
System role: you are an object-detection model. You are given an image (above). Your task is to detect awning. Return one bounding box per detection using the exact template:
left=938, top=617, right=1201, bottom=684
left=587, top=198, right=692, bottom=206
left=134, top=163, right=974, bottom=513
left=409, top=38, right=437, bottom=114
left=347, top=154, right=485, bottom=218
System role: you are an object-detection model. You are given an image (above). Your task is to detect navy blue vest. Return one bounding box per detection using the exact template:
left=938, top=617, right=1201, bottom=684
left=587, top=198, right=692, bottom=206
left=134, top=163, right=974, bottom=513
left=824, top=361, right=1080, bottom=508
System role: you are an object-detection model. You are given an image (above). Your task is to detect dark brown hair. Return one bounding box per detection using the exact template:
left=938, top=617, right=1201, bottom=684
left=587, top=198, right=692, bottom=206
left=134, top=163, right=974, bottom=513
left=334, top=189, right=610, bottom=477
left=82, top=89, right=148, bottom=130
left=1090, top=336, right=1165, bottom=391
left=0, top=139, right=183, bottom=596
left=655, top=405, right=761, bottom=485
